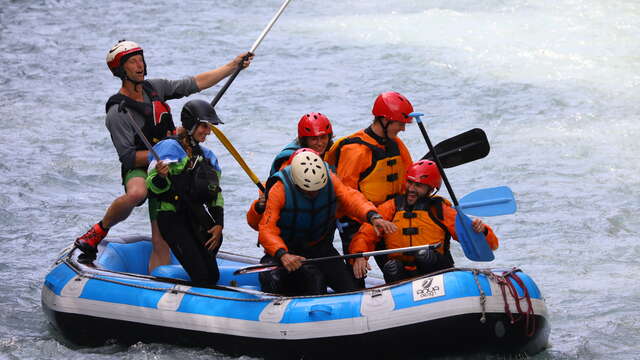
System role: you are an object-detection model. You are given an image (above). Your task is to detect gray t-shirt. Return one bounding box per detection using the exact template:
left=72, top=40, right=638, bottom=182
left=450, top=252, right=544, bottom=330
left=105, top=77, right=200, bottom=170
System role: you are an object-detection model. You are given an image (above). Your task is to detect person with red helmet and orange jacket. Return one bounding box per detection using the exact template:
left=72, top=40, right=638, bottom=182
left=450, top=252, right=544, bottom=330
left=258, top=149, right=396, bottom=295
left=350, top=160, right=499, bottom=283
left=246, top=113, right=334, bottom=231
left=269, top=112, right=334, bottom=176
left=325, top=91, right=414, bottom=260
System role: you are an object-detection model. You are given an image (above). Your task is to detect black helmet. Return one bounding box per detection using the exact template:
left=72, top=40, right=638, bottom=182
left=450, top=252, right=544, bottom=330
left=181, top=99, right=222, bottom=134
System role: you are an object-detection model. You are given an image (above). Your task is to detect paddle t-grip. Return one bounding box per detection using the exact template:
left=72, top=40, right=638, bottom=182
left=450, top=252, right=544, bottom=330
left=410, top=112, right=459, bottom=206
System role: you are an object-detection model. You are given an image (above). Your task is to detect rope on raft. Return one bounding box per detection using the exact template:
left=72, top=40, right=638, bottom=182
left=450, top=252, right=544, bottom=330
left=472, top=267, right=537, bottom=337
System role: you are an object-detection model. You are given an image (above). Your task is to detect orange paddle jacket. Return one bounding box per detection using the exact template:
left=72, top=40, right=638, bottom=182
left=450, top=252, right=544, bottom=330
left=325, top=128, right=413, bottom=209
left=259, top=172, right=377, bottom=257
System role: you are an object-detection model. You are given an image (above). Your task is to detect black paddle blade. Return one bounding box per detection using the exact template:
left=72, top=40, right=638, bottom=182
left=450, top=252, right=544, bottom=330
left=422, top=128, right=490, bottom=168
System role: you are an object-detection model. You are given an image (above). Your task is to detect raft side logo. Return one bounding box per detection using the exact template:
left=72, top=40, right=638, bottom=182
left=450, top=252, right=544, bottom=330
left=412, top=274, right=445, bottom=301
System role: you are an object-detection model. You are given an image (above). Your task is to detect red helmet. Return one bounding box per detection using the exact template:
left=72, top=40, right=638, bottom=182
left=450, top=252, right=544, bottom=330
left=406, top=160, right=442, bottom=190
left=372, top=91, right=414, bottom=123
left=298, top=113, right=333, bottom=138
left=106, top=40, right=147, bottom=79
left=289, top=147, right=320, bottom=162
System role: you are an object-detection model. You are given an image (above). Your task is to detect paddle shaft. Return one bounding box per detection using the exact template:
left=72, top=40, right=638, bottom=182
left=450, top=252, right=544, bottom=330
left=413, top=116, right=459, bottom=206
left=234, top=244, right=441, bottom=275
left=210, top=0, right=293, bottom=107
left=209, top=124, right=265, bottom=193
left=118, top=101, right=160, bottom=162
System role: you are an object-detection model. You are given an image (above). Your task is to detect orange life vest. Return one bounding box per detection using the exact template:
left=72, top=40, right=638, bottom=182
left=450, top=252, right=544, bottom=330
left=385, top=195, right=453, bottom=264
left=325, top=129, right=406, bottom=205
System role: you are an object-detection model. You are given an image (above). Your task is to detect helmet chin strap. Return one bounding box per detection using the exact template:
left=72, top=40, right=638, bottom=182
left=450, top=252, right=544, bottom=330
left=377, top=117, right=391, bottom=144
left=188, top=135, right=198, bottom=147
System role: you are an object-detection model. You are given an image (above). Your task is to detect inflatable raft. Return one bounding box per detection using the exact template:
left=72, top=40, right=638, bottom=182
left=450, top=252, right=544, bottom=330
left=42, top=236, right=550, bottom=358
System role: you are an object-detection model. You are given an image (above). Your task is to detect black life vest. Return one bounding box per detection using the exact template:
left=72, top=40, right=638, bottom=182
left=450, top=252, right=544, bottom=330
left=106, top=81, right=175, bottom=151
left=157, top=140, right=221, bottom=208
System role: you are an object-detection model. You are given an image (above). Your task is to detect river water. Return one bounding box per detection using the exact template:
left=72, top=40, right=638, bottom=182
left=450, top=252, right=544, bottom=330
left=1, top=0, right=639, bottom=359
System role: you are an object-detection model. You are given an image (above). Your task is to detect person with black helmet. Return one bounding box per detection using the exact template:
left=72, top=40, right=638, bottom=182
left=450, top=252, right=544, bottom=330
left=146, top=99, right=224, bottom=284
left=75, top=40, right=252, bottom=271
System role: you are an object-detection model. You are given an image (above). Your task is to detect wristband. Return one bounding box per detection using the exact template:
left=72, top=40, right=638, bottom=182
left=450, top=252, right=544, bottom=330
left=368, top=212, right=383, bottom=224
left=275, top=248, right=288, bottom=260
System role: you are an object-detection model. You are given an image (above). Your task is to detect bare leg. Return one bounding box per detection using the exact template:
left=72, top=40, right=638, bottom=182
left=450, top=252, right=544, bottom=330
left=149, top=220, right=171, bottom=274
left=76, top=177, right=150, bottom=260
left=101, top=177, right=148, bottom=228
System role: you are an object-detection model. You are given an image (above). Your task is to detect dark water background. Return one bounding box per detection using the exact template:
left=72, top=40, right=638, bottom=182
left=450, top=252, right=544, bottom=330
left=1, top=0, right=639, bottom=359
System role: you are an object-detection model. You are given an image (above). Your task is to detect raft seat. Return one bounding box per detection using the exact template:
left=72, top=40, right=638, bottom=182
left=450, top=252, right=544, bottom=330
left=97, top=240, right=261, bottom=289
left=151, top=265, right=190, bottom=281
left=150, top=264, right=260, bottom=290
left=97, top=241, right=179, bottom=275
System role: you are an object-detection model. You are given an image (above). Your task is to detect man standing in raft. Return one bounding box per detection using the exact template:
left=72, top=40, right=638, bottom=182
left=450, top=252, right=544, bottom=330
left=75, top=40, right=252, bottom=271
left=258, top=149, right=396, bottom=295
left=350, top=160, right=499, bottom=283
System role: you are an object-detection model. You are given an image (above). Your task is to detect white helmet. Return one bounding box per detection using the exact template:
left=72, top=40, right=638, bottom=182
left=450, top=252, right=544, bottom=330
left=290, top=149, right=328, bottom=191
left=106, top=40, right=146, bottom=79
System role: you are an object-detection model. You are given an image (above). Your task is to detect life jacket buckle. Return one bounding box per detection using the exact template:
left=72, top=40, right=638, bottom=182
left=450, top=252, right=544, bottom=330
left=403, top=212, right=417, bottom=219
left=402, top=227, right=419, bottom=235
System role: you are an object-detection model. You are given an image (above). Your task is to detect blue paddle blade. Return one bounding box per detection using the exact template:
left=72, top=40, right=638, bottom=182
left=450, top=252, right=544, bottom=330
left=454, top=208, right=494, bottom=261
left=459, top=186, right=516, bottom=217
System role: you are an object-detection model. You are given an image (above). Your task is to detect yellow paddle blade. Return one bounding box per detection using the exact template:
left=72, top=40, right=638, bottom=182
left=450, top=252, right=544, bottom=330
left=209, top=124, right=264, bottom=192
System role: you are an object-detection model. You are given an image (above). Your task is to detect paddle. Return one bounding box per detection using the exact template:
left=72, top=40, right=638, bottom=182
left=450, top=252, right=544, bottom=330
left=210, top=0, right=293, bottom=107
left=233, top=243, right=441, bottom=275
left=209, top=124, right=266, bottom=193
left=459, top=186, right=516, bottom=217
left=410, top=112, right=494, bottom=262
left=421, top=128, right=490, bottom=168
left=118, top=100, right=160, bottom=162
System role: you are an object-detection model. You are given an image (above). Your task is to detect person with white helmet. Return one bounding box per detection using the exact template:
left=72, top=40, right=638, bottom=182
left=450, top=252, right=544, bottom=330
left=325, top=91, right=415, bottom=269
left=75, top=40, right=253, bottom=271
left=246, top=112, right=335, bottom=231
left=258, top=149, right=396, bottom=295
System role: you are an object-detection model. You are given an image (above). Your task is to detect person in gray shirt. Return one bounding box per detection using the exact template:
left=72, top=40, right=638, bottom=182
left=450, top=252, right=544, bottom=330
left=75, top=40, right=252, bottom=271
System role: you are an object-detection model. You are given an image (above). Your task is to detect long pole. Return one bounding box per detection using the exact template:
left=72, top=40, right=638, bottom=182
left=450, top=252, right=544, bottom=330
left=210, top=0, right=294, bottom=107
left=118, top=100, right=160, bottom=161
left=209, top=124, right=266, bottom=193
left=233, top=244, right=441, bottom=275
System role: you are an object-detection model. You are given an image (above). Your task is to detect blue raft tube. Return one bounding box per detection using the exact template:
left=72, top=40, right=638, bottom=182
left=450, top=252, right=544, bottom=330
left=42, top=236, right=550, bottom=358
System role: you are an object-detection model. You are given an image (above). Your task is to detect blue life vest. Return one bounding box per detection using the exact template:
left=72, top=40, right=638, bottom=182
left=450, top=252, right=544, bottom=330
left=269, top=141, right=300, bottom=177
left=266, top=164, right=337, bottom=254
